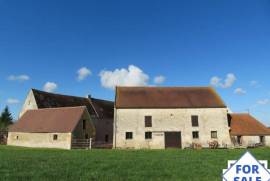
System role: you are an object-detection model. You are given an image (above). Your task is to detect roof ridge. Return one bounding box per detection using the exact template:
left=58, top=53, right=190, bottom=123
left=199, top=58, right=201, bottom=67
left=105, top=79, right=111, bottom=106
left=91, top=97, right=114, bottom=103
left=31, top=88, right=89, bottom=100
left=116, top=86, right=212, bottom=89
left=28, top=106, right=87, bottom=111
left=230, top=113, right=250, bottom=115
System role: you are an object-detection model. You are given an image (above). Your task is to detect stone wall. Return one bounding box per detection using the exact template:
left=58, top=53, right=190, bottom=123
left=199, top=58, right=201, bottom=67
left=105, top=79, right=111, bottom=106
left=19, top=90, right=38, bottom=118
left=231, top=135, right=270, bottom=147
left=114, top=108, right=232, bottom=149
left=72, top=110, right=95, bottom=140
left=7, top=132, right=72, bottom=149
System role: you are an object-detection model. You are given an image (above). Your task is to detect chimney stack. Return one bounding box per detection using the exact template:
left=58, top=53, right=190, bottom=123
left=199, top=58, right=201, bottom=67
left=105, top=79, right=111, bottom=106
left=87, top=94, right=91, bottom=99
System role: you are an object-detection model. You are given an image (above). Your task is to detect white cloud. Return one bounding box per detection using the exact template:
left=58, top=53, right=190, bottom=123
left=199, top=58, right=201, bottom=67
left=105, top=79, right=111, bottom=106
left=8, top=75, right=30, bottom=82
left=210, top=73, right=236, bottom=88
left=43, top=82, right=58, bottom=92
left=210, top=76, right=221, bottom=86
left=6, top=98, right=20, bottom=104
left=77, top=67, right=91, bottom=81
left=257, top=99, right=270, bottom=105
left=250, top=80, right=261, bottom=88
left=234, top=88, right=246, bottom=95
left=154, top=75, right=166, bottom=84
left=99, top=65, right=149, bottom=90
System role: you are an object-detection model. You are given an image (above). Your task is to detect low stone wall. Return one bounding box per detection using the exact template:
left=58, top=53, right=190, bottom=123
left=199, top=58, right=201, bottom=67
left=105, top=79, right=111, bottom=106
left=232, top=135, right=270, bottom=148
left=7, top=132, right=72, bottom=149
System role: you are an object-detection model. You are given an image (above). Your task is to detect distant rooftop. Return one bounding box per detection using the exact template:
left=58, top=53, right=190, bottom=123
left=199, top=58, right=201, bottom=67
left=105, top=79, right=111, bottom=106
left=31, top=89, right=114, bottom=118
left=230, top=113, right=270, bottom=136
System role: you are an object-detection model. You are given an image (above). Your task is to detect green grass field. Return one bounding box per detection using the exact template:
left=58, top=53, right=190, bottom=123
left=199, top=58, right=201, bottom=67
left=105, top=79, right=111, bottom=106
left=0, top=146, right=270, bottom=181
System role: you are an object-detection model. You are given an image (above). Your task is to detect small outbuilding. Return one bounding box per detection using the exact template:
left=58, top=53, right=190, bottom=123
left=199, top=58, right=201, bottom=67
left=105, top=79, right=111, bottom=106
left=8, top=106, right=95, bottom=149
left=230, top=113, right=270, bottom=147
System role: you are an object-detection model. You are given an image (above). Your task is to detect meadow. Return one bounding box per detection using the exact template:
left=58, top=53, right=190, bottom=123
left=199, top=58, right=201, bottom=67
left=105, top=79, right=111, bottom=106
left=0, top=146, right=270, bottom=181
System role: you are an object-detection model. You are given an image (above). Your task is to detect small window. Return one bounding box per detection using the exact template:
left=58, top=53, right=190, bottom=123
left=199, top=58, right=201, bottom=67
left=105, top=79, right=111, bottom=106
left=145, top=132, right=152, bottom=140
left=191, top=116, right=199, bottom=127
left=53, top=134, right=58, bottom=140
left=211, top=131, right=217, bottom=139
left=192, top=131, right=199, bottom=139
left=126, top=132, right=133, bottom=140
left=260, top=136, right=265, bottom=144
left=83, top=120, right=86, bottom=130
left=85, top=133, right=89, bottom=139
left=145, top=116, right=152, bottom=127
left=16, top=136, right=19, bottom=140
left=105, top=134, right=109, bottom=142
left=237, top=136, right=242, bottom=145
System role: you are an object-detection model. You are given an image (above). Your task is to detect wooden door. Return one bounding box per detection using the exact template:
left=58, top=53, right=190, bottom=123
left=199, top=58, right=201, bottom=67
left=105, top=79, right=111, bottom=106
left=165, top=132, right=181, bottom=148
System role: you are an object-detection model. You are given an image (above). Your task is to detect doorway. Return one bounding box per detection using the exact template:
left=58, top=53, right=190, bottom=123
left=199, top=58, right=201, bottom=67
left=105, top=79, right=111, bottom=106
left=165, top=132, right=181, bottom=149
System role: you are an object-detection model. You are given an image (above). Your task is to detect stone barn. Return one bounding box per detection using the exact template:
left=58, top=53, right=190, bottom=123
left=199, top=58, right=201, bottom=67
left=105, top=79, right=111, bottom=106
left=19, top=89, right=114, bottom=147
left=113, top=86, right=232, bottom=149
left=8, top=106, right=95, bottom=149
left=229, top=113, right=270, bottom=147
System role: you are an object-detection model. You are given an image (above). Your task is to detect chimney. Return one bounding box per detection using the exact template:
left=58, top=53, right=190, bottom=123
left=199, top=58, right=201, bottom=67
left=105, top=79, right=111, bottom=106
left=87, top=94, right=91, bottom=99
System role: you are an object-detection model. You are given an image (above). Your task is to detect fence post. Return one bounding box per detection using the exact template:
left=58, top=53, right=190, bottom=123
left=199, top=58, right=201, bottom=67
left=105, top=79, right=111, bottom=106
left=89, top=138, right=92, bottom=150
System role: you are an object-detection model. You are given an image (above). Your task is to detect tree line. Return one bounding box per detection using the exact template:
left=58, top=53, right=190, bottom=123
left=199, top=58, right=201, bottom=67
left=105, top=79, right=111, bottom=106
left=0, top=106, right=13, bottom=130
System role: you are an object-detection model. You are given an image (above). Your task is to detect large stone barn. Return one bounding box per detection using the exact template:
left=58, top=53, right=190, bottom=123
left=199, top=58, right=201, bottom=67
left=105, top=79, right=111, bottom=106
left=229, top=113, right=270, bottom=147
left=19, top=89, right=114, bottom=147
left=113, top=87, right=232, bottom=149
left=8, top=106, right=95, bottom=149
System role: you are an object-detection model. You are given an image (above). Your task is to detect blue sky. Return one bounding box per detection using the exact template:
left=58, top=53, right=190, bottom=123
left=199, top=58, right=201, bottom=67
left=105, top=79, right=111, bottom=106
left=0, top=0, right=270, bottom=125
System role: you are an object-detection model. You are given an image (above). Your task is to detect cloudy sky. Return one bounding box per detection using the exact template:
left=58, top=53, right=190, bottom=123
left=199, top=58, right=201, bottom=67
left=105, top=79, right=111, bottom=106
left=0, top=0, right=270, bottom=125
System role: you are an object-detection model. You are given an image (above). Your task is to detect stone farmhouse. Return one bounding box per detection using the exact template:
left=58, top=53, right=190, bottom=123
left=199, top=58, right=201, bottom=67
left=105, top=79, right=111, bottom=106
left=15, top=89, right=114, bottom=148
left=113, top=86, right=270, bottom=149
left=8, top=106, right=94, bottom=149
left=114, top=86, right=233, bottom=149
left=7, top=86, right=270, bottom=149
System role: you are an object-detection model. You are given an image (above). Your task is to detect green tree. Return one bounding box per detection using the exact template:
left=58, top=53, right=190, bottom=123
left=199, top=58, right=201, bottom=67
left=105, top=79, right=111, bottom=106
left=0, top=106, right=13, bottom=129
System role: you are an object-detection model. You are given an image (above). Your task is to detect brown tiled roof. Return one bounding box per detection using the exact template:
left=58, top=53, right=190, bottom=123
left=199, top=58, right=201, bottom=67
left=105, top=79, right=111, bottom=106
left=91, top=98, right=114, bottom=118
left=115, top=87, right=226, bottom=108
left=9, top=107, right=86, bottom=133
left=32, top=89, right=113, bottom=118
left=230, top=113, right=270, bottom=136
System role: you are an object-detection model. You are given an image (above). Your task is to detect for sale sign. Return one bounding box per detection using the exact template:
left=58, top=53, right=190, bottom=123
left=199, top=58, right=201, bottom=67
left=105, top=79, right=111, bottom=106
left=223, top=151, right=270, bottom=181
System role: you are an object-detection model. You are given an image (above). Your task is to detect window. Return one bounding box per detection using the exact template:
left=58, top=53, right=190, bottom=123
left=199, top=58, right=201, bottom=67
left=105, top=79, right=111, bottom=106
left=191, top=116, right=199, bottom=127
left=83, top=120, right=86, bottom=130
left=192, top=131, right=199, bottom=139
left=237, top=136, right=242, bottom=145
left=16, top=136, right=19, bottom=140
left=211, top=131, right=217, bottom=139
left=126, top=132, right=133, bottom=140
left=145, top=116, right=152, bottom=127
left=145, top=132, right=152, bottom=139
left=85, top=133, right=89, bottom=139
left=105, top=134, right=109, bottom=142
left=260, top=136, right=265, bottom=144
left=53, top=134, right=58, bottom=140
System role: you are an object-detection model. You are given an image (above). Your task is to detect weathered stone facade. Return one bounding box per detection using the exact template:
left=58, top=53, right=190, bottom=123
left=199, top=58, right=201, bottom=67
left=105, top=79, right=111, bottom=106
left=8, top=132, right=72, bottom=149
left=72, top=111, right=95, bottom=140
left=19, top=90, right=38, bottom=118
left=231, top=135, right=270, bottom=147
left=114, top=108, right=232, bottom=149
